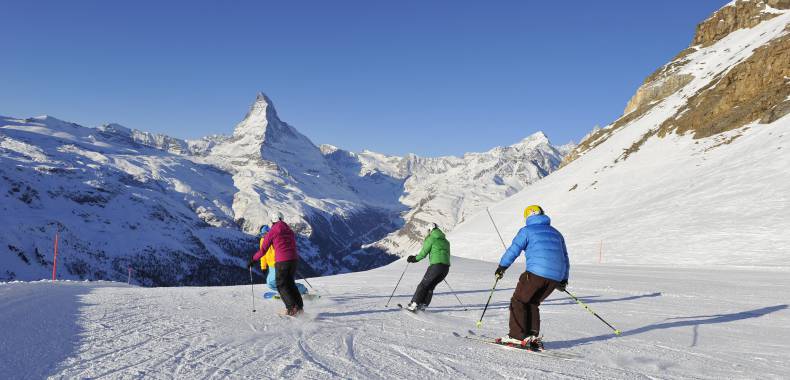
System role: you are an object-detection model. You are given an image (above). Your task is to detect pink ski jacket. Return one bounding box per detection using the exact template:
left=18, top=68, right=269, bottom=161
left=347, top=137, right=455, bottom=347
left=253, top=221, right=298, bottom=263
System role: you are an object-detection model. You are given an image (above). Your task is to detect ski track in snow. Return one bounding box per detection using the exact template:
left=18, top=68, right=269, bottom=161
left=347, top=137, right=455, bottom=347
left=2, top=258, right=789, bottom=379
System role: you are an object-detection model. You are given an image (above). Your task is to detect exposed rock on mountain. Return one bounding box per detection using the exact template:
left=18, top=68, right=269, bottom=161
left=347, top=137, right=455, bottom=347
left=693, top=0, right=789, bottom=47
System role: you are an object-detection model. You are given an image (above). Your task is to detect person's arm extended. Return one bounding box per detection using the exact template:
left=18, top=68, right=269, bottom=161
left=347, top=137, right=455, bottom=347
left=253, top=230, right=275, bottom=262
left=498, top=228, right=528, bottom=268
left=414, top=237, right=433, bottom=262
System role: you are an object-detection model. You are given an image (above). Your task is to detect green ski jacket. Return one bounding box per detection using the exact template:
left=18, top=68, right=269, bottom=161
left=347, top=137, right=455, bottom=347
left=415, top=228, right=451, bottom=266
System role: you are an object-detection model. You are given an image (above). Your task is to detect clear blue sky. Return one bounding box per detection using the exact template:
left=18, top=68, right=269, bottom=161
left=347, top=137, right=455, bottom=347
left=1, top=0, right=726, bottom=156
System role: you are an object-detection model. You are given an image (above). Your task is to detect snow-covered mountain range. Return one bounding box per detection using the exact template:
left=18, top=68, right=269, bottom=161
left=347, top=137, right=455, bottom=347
left=450, top=0, right=790, bottom=268
left=322, top=132, right=570, bottom=255
left=1, top=94, right=568, bottom=284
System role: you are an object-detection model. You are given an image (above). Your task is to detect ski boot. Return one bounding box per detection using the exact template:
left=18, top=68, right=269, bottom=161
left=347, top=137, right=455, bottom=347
left=287, top=307, right=304, bottom=317
left=526, top=335, right=544, bottom=351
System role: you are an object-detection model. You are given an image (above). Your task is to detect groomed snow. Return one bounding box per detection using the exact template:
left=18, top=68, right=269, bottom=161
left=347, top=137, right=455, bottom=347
left=2, top=258, right=788, bottom=379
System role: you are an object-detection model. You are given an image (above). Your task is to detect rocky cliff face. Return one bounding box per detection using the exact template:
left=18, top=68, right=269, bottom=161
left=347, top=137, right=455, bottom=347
left=563, top=0, right=790, bottom=167
left=693, top=0, right=789, bottom=47
left=660, top=32, right=790, bottom=139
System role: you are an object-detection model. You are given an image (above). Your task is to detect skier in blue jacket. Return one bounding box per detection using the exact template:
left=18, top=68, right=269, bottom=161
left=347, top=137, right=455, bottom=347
left=494, top=205, right=570, bottom=351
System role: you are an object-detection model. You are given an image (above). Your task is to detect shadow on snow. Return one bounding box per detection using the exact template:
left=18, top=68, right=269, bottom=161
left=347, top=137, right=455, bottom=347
left=548, top=304, right=789, bottom=350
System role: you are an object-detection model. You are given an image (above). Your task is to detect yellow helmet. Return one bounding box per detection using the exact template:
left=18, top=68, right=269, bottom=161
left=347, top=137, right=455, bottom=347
left=524, top=205, right=544, bottom=218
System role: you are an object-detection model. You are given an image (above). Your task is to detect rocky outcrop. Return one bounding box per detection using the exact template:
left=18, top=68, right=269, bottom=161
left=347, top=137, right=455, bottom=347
left=693, top=0, right=789, bottom=47
left=562, top=0, right=790, bottom=168
left=659, top=33, right=790, bottom=139
left=613, top=0, right=790, bottom=142
left=623, top=74, right=694, bottom=115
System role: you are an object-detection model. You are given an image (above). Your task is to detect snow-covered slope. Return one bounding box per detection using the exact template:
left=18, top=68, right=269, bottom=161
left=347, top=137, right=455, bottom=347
left=1, top=95, right=567, bottom=284
left=2, top=258, right=788, bottom=379
left=450, top=0, right=790, bottom=268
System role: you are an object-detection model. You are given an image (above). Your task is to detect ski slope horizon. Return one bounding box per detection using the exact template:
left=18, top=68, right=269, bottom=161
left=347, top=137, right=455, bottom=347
left=2, top=257, right=788, bottom=379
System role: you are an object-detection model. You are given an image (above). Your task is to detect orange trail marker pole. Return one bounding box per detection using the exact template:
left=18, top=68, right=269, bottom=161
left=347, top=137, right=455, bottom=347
left=51, top=231, right=59, bottom=281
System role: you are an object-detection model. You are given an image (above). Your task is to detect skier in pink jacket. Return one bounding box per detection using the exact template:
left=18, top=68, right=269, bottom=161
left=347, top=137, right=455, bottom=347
left=249, top=211, right=303, bottom=315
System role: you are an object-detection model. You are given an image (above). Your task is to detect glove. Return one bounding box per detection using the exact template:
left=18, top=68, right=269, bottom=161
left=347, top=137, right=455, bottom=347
left=557, top=279, right=568, bottom=292
left=247, top=258, right=255, bottom=269
left=494, top=265, right=507, bottom=279
left=407, top=255, right=418, bottom=263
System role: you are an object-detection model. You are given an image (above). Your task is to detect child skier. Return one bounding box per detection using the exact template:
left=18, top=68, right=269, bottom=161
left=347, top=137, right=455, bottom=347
left=494, top=205, right=569, bottom=351
left=257, top=225, right=307, bottom=296
left=248, top=212, right=304, bottom=316
left=405, top=223, right=450, bottom=312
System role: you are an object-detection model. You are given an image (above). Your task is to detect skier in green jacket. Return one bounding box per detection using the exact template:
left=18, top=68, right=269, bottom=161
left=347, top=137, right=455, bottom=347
left=405, top=223, right=451, bottom=312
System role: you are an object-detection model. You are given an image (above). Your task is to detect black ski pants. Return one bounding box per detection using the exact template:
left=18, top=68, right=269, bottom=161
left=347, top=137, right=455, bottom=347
left=275, top=260, right=304, bottom=311
left=411, top=263, right=450, bottom=306
left=509, top=271, right=557, bottom=340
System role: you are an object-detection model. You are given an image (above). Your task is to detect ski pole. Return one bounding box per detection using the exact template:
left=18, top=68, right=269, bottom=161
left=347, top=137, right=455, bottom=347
left=476, top=277, right=500, bottom=328
left=249, top=267, right=257, bottom=313
left=297, top=269, right=314, bottom=289
left=486, top=208, right=508, bottom=249
left=385, top=261, right=410, bottom=307
left=443, top=279, right=468, bottom=311
left=563, top=289, right=621, bottom=335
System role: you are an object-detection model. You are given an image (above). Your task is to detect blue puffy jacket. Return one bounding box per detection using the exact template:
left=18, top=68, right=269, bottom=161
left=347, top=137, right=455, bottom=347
left=498, top=214, right=570, bottom=282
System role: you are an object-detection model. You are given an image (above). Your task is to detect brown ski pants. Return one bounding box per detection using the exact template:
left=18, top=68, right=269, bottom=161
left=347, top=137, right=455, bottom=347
left=509, top=271, right=558, bottom=340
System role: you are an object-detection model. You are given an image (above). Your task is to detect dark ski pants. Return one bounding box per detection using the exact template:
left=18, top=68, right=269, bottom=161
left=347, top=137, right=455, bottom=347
left=411, top=263, right=450, bottom=306
left=509, top=271, right=557, bottom=340
left=275, top=260, right=304, bottom=311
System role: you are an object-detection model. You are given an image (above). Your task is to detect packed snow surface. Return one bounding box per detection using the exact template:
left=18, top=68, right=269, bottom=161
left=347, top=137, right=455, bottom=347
left=2, top=258, right=788, bottom=379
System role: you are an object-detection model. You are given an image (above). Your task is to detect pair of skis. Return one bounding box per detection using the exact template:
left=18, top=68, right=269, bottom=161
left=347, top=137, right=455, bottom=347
left=393, top=303, right=579, bottom=360
left=453, top=331, right=579, bottom=360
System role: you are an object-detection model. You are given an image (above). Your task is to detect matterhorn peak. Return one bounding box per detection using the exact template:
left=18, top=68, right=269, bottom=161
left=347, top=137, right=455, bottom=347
left=233, top=92, right=281, bottom=137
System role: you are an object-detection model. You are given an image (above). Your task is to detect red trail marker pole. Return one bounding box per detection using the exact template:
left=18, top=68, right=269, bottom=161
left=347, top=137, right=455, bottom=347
left=598, top=240, right=603, bottom=264
left=51, top=231, right=59, bottom=281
